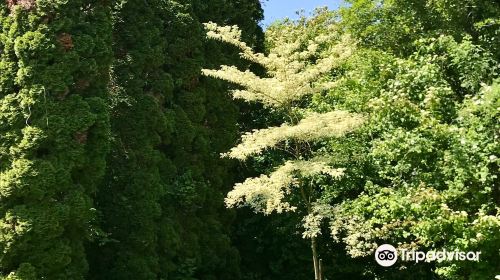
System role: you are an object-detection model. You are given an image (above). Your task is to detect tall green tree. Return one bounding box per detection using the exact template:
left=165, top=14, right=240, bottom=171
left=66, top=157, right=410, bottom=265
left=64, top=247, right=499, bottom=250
left=157, top=1, right=264, bottom=278
left=226, top=3, right=499, bottom=279
left=88, top=0, right=172, bottom=279
left=322, top=43, right=499, bottom=280
left=90, top=1, right=264, bottom=279
left=311, top=6, right=500, bottom=278
left=0, top=0, right=112, bottom=278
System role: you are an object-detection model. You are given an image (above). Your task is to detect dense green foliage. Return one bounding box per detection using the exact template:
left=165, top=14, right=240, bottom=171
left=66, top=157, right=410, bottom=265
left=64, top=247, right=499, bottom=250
left=0, top=0, right=262, bottom=279
left=0, top=0, right=498, bottom=279
left=88, top=1, right=170, bottom=278
left=217, top=2, right=500, bottom=280
left=89, top=0, right=263, bottom=279
left=0, top=1, right=112, bottom=278
left=322, top=2, right=499, bottom=279
left=320, top=38, right=499, bottom=280
left=340, top=0, right=500, bottom=59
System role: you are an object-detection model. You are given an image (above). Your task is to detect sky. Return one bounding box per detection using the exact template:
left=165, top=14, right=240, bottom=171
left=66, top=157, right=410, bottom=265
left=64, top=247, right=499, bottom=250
left=261, top=0, right=345, bottom=27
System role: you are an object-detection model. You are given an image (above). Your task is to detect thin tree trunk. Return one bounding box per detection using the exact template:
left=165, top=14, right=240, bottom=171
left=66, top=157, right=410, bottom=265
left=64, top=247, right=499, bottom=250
left=305, top=179, right=322, bottom=280
left=311, top=237, right=321, bottom=280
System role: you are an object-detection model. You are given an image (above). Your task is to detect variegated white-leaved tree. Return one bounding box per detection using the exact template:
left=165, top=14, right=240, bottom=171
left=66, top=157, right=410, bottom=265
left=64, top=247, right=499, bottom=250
left=202, top=13, right=363, bottom=280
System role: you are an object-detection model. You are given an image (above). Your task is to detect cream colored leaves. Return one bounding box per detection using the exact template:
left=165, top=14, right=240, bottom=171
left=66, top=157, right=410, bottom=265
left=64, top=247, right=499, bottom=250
left=223, top=111, right=364, bottom=160
left=203, top=20, right=362, bottom=216
left=203, top=22, right=267, bottom=65
left=225, top=160, right=344, bottom=215
left=202, top=22, right=354, bottom=108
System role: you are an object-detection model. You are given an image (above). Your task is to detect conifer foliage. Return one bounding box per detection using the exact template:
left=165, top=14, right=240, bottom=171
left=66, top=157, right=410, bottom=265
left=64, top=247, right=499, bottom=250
left=0, top=0, right=112, bottom=278
left=1, top=0, right=496, bottom=279
left=88, top=0, right=170, bottom=279
left=89, top=1, right=264, bottom=279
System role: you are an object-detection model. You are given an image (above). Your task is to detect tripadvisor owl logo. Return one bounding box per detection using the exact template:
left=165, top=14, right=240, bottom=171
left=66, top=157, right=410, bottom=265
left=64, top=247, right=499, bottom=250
left=374, top=244, right=482, bottom=267
left=375, top=244, right=398, bottom=267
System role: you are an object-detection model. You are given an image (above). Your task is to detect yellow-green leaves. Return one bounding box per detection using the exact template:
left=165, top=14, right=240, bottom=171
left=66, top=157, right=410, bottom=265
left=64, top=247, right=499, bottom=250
left=202, top=22, right=354, bottom=108
left=225, top=160, right=344, bottom=215
left=203, top=13, right=362, bottom=220
left=223, top=111, right=363, bottom=160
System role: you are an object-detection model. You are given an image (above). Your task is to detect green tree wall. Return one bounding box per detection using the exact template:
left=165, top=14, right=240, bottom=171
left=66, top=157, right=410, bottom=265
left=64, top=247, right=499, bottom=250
left=88, top=0, right=172, bottom=279
left=0, top=0, right=112, bottom=279
left=158, top=1, right=264, bottom=279
left=89, top=1, right=263, bottom=279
